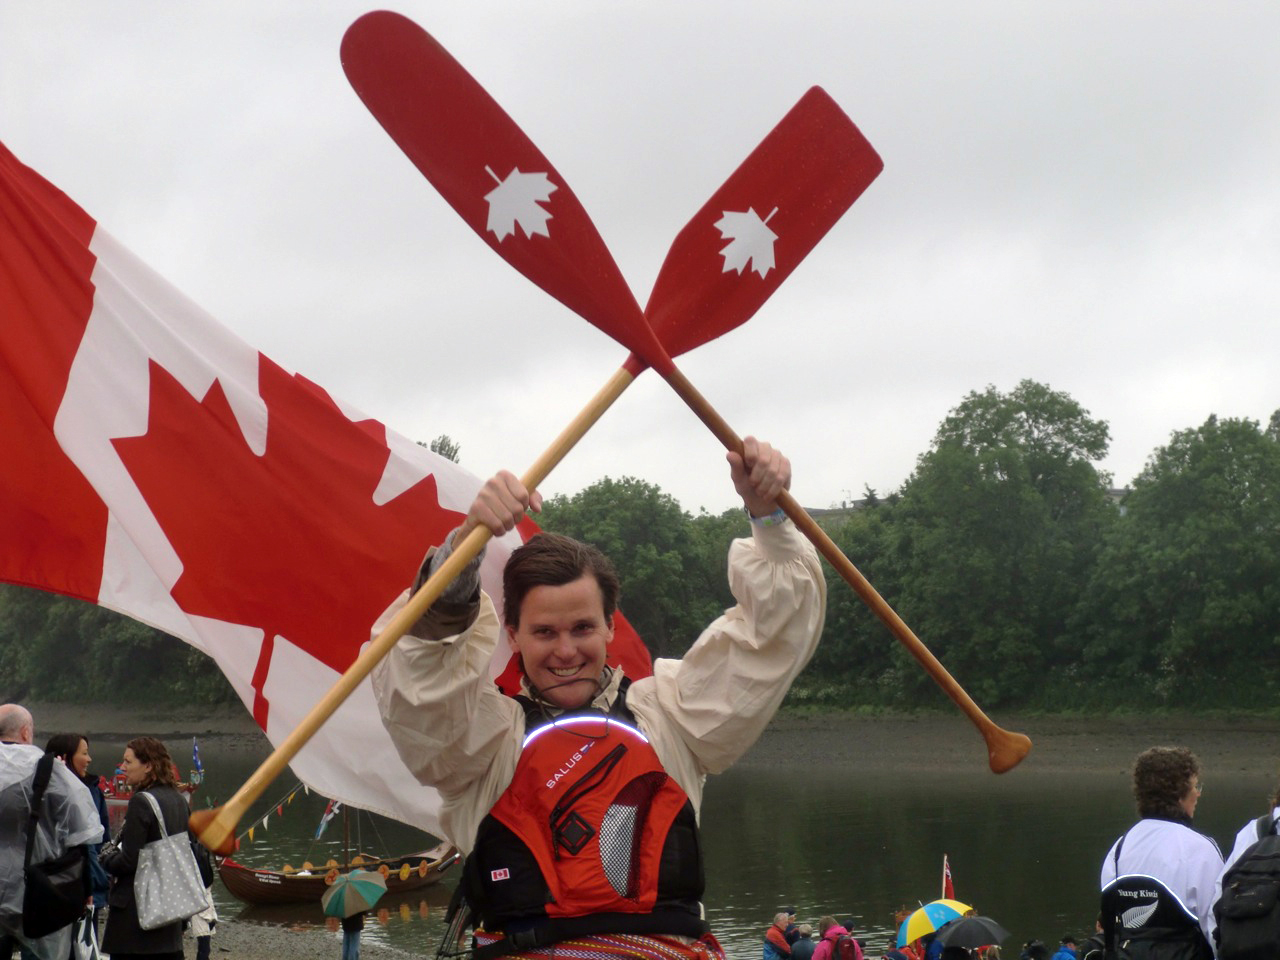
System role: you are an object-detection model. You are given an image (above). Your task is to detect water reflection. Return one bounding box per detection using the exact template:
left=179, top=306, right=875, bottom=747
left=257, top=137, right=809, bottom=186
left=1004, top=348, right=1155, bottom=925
left=699, top=763, right=1275, bottom=960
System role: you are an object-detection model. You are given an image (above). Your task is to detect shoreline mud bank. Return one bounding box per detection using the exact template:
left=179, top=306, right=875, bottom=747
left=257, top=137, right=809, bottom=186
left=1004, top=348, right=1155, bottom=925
left=28, top=700, right=1280, bottom=777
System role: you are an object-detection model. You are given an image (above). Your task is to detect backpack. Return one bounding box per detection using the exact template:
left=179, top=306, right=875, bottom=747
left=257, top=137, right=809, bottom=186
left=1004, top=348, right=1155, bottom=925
left=837, top=935, right=864, bottom=960
left=1215, top=812, right=1280, bottom=960
left=1079, top=933, right=1105, bottom=960
left=1101, top=826, right=1213, bottom=960
left=23, top=753, right=91, bottom=938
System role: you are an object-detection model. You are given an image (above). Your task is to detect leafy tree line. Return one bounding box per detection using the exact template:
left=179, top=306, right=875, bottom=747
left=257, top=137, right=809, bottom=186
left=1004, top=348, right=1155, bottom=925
left=812, top=382, right=1280, bottom=710
left=0, top=584, right=239, bottom=704
left=4, top=381, right=1279, bottom=711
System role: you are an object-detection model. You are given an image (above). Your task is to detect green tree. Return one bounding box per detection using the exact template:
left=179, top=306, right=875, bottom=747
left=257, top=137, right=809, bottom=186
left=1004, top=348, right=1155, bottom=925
left=1078, top=414, right=1280, bottom=706
left=0, top=583, right=236, bottom=703
left=421, top=434, right=461, bottom=463
left=685, top=507, right=746, bottom=626
left=866, top=381, right=1116, bottom=706
left=797, top=502, right=906, bottom=705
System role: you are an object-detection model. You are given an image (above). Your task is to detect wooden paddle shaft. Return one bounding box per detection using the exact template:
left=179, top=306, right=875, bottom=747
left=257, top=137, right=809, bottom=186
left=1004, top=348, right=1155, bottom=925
left=193, top=366, right=637, bottom=853
left=658, top=365, right=1032, bottom=774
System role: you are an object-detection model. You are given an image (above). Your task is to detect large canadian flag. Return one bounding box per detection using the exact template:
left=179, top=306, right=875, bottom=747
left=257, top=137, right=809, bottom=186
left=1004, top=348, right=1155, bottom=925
left=0, top=140, right=651, bottom=838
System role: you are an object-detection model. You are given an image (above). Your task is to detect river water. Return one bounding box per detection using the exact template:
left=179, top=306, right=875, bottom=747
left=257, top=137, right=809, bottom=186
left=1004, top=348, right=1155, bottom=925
left=86, top=733, right=1275, bottom=959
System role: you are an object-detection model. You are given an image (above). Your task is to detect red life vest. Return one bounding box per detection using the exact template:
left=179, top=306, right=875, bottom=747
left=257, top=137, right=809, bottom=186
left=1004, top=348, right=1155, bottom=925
left=462, top=710, right=706, bottom=949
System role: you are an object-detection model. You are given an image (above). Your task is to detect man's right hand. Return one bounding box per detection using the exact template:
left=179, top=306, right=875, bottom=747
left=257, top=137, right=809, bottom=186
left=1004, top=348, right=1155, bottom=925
left=457, top=470, right=542, bottom=540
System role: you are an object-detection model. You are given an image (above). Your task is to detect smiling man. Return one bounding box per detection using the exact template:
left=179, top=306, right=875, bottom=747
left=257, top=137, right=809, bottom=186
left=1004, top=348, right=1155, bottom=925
left=372, top=438, right=825, bottom=960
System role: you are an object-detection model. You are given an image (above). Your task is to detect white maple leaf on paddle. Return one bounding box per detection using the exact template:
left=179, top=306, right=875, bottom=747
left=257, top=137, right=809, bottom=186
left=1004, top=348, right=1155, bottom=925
left=715, top=206, right=778, bottom=277
left=484, top=165, right=558, bottom=241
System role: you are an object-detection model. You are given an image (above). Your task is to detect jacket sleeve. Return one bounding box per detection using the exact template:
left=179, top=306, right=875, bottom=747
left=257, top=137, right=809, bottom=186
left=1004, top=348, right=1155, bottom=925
left=1190, top=833, right=1225, bottom=944
left=371, top=584, right=522, bottom=799
left=767, top=927, right=794, bottom=954
left=102, top=792, right=154, bottom=878
left=630, top=519, right=826, bottom=776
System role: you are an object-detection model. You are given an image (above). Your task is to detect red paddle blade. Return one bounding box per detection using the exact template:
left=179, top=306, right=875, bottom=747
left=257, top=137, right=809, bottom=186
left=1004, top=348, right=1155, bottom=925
left=341, top=11, right=670, bottom=372
left=642, top=87, right=883, bottom=362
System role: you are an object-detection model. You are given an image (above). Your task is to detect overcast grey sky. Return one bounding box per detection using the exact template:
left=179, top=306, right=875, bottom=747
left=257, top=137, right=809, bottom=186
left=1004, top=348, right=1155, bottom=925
left=4, top=3, right=1277, bottom=514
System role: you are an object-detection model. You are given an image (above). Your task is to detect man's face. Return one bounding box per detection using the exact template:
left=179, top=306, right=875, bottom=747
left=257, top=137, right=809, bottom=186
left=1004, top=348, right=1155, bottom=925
left=506, top=573, right=614, bottom=710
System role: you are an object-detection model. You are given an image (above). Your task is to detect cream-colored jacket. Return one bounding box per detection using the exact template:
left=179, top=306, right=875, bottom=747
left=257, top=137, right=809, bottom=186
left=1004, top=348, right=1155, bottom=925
left=371, top=520, right=825, bottom=854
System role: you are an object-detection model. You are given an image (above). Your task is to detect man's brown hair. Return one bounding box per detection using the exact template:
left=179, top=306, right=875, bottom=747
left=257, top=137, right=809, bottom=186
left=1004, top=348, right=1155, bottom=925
left=502, top=532, right=620, bottom=627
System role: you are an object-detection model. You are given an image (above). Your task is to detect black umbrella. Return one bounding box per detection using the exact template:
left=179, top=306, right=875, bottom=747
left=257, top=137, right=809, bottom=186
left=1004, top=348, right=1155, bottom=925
left=935, top=916, right=1011, bottom=949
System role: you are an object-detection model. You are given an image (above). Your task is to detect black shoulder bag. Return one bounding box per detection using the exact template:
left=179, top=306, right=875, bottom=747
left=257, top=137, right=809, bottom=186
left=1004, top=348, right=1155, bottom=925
left=23, top=752, right=91, bottom=938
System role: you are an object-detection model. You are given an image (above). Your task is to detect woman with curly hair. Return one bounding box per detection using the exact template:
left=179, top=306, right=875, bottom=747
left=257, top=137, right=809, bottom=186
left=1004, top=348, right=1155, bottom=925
left=1098, top=747, right=1221, bottom=960
left=101, top=737, right=197, bottom=960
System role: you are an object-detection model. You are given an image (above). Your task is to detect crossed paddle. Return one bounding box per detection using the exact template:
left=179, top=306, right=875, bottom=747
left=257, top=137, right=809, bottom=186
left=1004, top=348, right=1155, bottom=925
left=192, top=11, right=1030, bottom=855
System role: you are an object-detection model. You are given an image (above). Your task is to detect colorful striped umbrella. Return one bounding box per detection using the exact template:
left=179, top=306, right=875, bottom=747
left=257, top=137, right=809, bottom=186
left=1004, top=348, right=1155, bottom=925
left=320, top=868, right=387, bottom=919
left=897, top=900, right=974, bottom=946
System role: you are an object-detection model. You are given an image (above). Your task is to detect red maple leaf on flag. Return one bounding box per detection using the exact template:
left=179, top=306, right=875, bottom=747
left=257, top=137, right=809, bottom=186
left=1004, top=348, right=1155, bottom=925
left=112, top=354, right=464, bottom=725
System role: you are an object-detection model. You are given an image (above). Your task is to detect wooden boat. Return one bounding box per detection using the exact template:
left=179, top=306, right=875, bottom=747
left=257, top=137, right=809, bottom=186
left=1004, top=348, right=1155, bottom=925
left=218, top=840, right=459, bottom=906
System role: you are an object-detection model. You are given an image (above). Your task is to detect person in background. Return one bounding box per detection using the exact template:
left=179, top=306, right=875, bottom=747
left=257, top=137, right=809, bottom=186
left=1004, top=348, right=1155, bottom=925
left=0, top=705, right=102, bottom=960
left=101, top=737, right=193, bottom=960
left=1078, top=920, right=1104, bottom=960
left=1050, top=937, right=1076, bottom=960
left=812, top=917, right=852, bottom=960
left=766, top=912, right=795, bottom=960
left=1208, top=775, right=1280, bottom=950
left=341, top=910, right=365, bottom=960
left=791, top=924, right=816, bottom=960
left=1099, top=747, right=1220, bottom=960
left=187, top=838, right=218, bottom=960
left=840, top=918, right=865, bottom=957
left=781, top=908, right=800, bottom=945
left=44, top=734, right=110, bottom=931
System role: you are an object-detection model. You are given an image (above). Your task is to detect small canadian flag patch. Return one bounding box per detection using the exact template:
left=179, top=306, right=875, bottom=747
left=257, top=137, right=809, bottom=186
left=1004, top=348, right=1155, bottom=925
left=491, top=868, right=511, bottom=881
